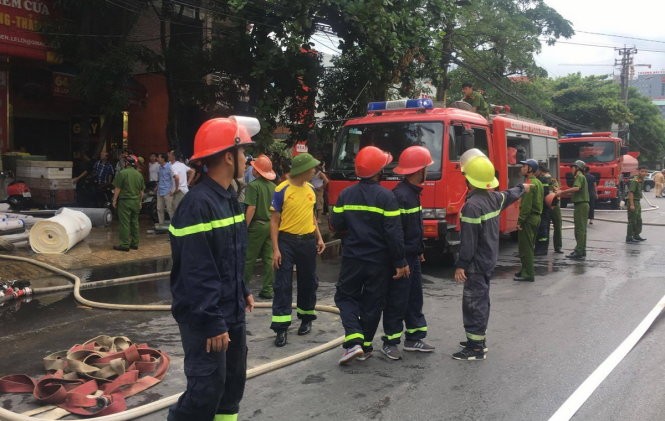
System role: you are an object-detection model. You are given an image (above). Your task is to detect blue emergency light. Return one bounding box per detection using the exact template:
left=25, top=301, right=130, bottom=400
left=367, top=98, right=434, bottom=112
left=563, top=132, right=612, bottom=138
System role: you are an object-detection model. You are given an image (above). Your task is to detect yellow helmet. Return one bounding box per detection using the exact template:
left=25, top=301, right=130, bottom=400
left=460, top=148, right=499, bottom=189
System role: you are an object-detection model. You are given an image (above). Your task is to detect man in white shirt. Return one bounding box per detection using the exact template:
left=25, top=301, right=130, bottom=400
left=168, top=150, right=195, bottom=211
left=148, top=153, right=160, bottom=184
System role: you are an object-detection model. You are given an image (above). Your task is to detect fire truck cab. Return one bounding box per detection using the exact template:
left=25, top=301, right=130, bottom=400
left=558, top=132, right=629, bottom=209
left=327, top=98, right=559, bottom=255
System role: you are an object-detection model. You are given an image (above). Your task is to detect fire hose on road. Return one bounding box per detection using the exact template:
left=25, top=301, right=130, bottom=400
left=0, top=253, right=344, bottom=421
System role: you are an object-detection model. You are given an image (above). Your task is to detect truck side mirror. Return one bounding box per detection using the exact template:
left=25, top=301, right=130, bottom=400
left=620, top=146, right=628, bottom=155
left=462, top=130, right=475, bottom=150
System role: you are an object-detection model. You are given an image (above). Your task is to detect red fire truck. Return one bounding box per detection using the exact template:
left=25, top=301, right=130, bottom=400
left=327, top=98, right=559, bottom=255
left=558, top=132, right=630, bottom=209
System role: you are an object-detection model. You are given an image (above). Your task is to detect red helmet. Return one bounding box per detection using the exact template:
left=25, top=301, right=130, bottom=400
left=126, top=154, right=138, bottom=166
left=191, top=116, right=259, bottom=161
left=393, top=146, right=434, bottom=175
left=250, top=154, right=276, bottom=180
left=355, top=146, right=392, bottom=178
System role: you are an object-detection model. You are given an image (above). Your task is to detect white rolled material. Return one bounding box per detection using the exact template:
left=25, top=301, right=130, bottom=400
left=29, top=208, right=92, bottom=253
left=0, top=218, right=25, bottom=232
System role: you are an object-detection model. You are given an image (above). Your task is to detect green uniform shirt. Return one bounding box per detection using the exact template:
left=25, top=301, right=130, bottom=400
left=628, top=176, right=643, bottom=200
left=464, top=91, right=490, bottom=116
left=113, top=167, right=145, bottom=200
left=518, top=175, right=543, bottom=224
left=571, top=172, right=589, bottom=203
left=244, top=177, right=276, bottom=221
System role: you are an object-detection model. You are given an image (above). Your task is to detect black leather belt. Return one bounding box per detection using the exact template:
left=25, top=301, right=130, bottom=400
left=279, top=231, right=315, bottom=240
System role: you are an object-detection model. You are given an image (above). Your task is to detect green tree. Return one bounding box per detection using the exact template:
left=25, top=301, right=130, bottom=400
left=626, top=89, right=665, bottom=161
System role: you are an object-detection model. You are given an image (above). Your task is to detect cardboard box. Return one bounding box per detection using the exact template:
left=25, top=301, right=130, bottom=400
left=16, top=160, right=73, bottom=179
left=30, top=188, right=76, bottom=207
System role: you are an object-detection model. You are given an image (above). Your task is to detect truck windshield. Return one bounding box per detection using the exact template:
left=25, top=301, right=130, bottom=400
left=559, top=141, right=616, bottom=163
left=330, top=122, right=443, bottom=178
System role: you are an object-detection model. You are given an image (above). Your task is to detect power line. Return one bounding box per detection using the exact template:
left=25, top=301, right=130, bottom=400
left=577, top=30, right=665, bottom=45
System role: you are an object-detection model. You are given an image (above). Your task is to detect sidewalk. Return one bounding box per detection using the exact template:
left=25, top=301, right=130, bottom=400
left=0, top=214, right=337, bottom=286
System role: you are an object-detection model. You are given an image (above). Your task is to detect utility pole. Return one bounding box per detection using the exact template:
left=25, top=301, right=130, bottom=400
left=615, top=46, right=637, bottom=145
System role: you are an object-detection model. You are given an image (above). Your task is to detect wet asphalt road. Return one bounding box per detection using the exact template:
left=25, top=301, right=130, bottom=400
left=2, top=196, right=665, bottom=420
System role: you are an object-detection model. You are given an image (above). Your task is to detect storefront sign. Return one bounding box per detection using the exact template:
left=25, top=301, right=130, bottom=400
left=0, top=0, right=53, bottom=61
left=52, top=71, right=73, bottom=97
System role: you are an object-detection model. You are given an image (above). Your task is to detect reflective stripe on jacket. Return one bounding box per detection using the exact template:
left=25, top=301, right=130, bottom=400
left=393, top=180, right=424, bottom=257
left=457, top=186, right=524, bottom=275
left=331, top=179, right=406, bottom=267
left=169, top=176, right=249, bottom=337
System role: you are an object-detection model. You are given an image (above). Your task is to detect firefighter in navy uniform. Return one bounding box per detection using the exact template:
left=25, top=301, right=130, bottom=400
left=168, top=116, right=258, bottom=421
left=453, top=149, right=529, bottom=360
left=381, top=146, right=436, bottom=360
left=534, top=163, right=552, bottom=256
left=332, top=146, right=410, bottom=365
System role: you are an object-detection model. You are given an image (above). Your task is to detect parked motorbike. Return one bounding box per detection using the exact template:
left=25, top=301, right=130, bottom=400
left=0, top=171, right=33, bottom=211
left=141, top=181, right=159, bottom=223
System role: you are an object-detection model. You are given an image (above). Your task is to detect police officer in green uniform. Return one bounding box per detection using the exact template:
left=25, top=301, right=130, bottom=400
left=112, top=154, right=145, bottom=251
left=557, top=160, right=588, bottom=260
left=548, top=171, right=564, bottom=253
left=515, top=159, right=543, bottom=282
left=461, top=82, right=490, bottom=117
left=626, top=166, right=648, bottom=243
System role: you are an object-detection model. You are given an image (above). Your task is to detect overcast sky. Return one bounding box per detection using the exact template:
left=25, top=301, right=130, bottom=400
left=537, top=0, right=665, bottom=78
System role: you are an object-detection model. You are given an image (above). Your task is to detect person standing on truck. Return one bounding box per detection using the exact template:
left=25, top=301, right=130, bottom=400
left=584, top=166, right=597, bottom=224
left=168, top=116, right=257, bottom=421
left=461, top=82, right=490, bottom=117
left=515, top=159, right=543, bottom=282
left=381, top=146, right=436, bottom=361
left=534, top=163, right=552, bottom=256
left=556, top=160, right=589, bottom=260
left=453, top=148, right=529, bottom=360
left=270, top=153, right=326, bottom=347
left=625, top=166, right=648, bottom=243
left=332, top=146, right=409, bottom=365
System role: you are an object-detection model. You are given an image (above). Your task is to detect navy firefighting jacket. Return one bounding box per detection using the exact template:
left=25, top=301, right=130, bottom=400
left=456, top=185, right=524, bottom=276
left=393, top=180, right=425, bottom=257
left=169, top=176, right=250, bottom=337
left=331, top=179, right=406, bottom=268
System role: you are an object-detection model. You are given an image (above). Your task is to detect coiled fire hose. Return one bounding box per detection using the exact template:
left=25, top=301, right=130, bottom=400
left=0, top=253, right=343, bottom=421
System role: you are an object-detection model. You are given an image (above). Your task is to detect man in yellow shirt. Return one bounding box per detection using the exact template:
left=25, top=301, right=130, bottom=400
left=270, top=153, right=326, bottom=347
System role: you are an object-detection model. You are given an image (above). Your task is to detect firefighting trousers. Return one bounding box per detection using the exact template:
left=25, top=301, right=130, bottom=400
left=243, top=221, right=273, bottom=297
left=518, top=214, right=540, bottom=278
left=573, top=201, right=589, bottom=255
left=335, top=257, right=391, bottom=351
left=462, top=272, right=491, bottom=342
left=167, top=322, right=247, bottom=421
left=382, top=255, right=427, bottom=345
left=551, top=205, right=563, bottom=251
left=626, top=202, right=642, bottom=239
left=270, top=232, right=318, bottom=332
left=535, top=207, right=551, bottom=253
left=117, top=198, right=140, bottom=248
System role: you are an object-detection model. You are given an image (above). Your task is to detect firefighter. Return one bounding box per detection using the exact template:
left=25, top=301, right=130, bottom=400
left=453, top=149, right=528, bottom=360
left=381, top=146, right=435, bottom=360
left=243, top=154, right=277, bottom=299
left=534, top=163, right=552, bottom=256
left=626, top=166, right=648, bottom=243
left=270, top=153, right=326, bottom=347
left=556, top=160, right=588, bottom=260
left=111, top=154, right=145, bottom=251
left=515, top=159, right=543, bottom=282
left=332, top=146, right=409, bottom=365
left=168, top=116, right=257, bottom=421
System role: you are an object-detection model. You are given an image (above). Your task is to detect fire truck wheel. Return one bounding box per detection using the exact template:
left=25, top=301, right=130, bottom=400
left=610, top=198, right=620, bottom=210
left=559, top=199, right=569, bottom=209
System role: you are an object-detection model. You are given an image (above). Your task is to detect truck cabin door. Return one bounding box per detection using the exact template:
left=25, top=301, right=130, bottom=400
left=446, top=124, right=491, bottom=213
